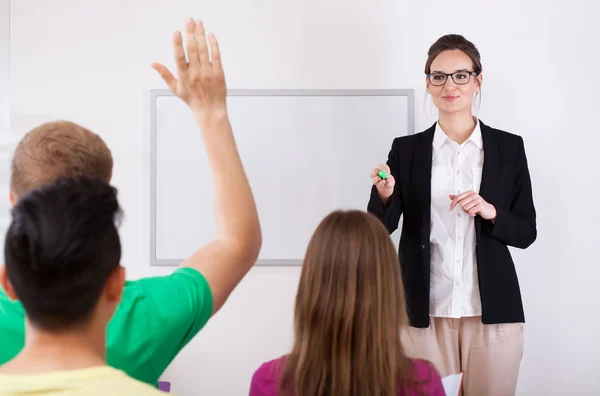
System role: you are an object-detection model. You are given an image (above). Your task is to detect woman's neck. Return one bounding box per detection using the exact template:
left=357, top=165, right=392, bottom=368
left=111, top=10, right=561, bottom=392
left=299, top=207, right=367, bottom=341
left=0, top=325, right=107, bottom=375
left=438, top=111, right=477, bottom=145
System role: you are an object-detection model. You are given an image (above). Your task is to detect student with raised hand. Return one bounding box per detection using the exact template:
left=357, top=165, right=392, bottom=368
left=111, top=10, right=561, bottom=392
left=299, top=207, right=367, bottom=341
left=0, top=177, right=166, bottom=395
left=249, top=210, right=445, bottom=396
left=0, top=18, right=261, bottom=387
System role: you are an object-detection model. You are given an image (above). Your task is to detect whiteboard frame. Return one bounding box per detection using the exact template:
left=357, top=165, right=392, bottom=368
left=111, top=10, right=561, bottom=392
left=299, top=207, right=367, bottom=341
left=149, top=89, right=414, bottom=266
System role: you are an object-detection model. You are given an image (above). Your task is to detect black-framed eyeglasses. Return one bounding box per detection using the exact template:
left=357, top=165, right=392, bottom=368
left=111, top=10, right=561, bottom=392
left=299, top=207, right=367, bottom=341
left=427, top=71, right=477, bottom=86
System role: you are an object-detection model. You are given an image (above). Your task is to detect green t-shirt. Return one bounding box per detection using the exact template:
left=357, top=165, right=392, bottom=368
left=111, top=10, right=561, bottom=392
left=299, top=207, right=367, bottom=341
left=0, top=267, right=213, bottom=387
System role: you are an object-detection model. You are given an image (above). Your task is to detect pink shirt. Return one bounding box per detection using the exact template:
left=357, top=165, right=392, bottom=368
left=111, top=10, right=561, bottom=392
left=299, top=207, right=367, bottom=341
left=249, top=357, right=446, bottom=395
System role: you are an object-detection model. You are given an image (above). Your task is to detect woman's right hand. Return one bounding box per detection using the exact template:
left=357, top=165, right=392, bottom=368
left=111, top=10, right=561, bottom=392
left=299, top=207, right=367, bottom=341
left=370, top=163, right=395, bottom=201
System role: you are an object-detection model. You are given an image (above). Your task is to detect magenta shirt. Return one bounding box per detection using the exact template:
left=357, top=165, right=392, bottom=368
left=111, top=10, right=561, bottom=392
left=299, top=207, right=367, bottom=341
left=249, top=357, right=446, bottom=395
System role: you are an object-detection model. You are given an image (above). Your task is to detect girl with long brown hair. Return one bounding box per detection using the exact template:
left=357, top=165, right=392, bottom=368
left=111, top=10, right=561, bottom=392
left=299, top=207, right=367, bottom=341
left=249, top=210, right=444, bottom=395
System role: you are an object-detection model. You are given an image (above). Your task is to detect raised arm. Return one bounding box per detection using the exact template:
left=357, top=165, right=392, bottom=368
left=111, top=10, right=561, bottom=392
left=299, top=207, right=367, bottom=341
left=152, top=19, right=261, bottom=315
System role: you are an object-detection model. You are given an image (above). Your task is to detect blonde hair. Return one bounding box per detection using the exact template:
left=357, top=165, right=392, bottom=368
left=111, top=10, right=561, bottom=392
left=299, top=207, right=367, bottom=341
left=11, top=121, right=113, bottom=199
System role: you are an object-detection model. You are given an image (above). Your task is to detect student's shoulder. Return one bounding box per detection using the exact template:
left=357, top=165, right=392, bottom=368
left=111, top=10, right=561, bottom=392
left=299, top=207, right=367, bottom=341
left=107, top=370, right=171, bottom=395
left=122, top=267, right=210, bottom=298
left=251, top=356, right=286, bottom=391
left=0, top=287, right=25, bottom=316
left=408, top=359, right=443, bottom=389
left=109, top=266, right=213, bottom=334
left=105, top=268, right=214, bottom=386
left=125, top=379, right=171, bottom=395
left=114, top=266, right=213, bottom=328
left=409, top=358, right=437, bottom=377
left=253, top=356, right=285, bottom=379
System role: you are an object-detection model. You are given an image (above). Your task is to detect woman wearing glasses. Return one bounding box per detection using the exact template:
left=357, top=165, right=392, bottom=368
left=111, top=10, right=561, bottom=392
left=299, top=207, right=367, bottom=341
left=368, top=34, right=536, bottom=396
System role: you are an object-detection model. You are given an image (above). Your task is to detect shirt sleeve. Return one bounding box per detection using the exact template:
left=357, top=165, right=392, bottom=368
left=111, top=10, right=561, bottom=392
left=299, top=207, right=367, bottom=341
left=135, top=267, right=214, bottom=378
left=483, top=136, right=537, bottom=249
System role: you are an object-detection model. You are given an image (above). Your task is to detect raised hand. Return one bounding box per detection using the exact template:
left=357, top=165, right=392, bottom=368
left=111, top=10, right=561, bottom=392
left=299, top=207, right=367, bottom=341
left=370, top=163, right=395, bottom=201
left=152, top=18, right=227, bottom=124
left=151, top=19, right=262, bottom=317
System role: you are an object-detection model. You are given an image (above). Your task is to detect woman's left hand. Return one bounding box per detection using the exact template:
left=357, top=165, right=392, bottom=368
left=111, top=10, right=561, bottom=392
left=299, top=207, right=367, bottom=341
left=449, top=191, right=497, bottom=221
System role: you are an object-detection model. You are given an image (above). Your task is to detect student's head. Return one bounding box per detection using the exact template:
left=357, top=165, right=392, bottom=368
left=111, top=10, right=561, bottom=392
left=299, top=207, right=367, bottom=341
left=0, top=176, right=125, bottom=334
left=10, top=121, right=113, bottom=204
left=425, top=34, right=483, bottom=116
left=281, top=210, right=418, bottom=395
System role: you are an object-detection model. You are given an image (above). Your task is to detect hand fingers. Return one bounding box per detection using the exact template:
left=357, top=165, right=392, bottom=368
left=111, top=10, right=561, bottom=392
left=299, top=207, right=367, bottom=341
left=195, top=20, right=211, bottom=74
left=208, top=33, right=223, bottom=77
left=151, top=63, right=178, bottom=92
left=450, top=194, right=475, bottom=211
left=377, top=163, right=391, bottom=173
left=457, top=195, right=480, bottom=209
left=374, top=177, right=394, bottom=190
left=463, top=200, right=481, bottom=212
left=449, top=190, right=475, bottom=201
left=371, top=168, right=383, bottom=179
left=372, top=173, right=395, bottom=188
left=449, top=191, right=476, bottom=210
left=172, top=31, right=188, bottom=78
left=467, top=207, right=479, bottom=216
left=185, top=19, right=200, bottom=68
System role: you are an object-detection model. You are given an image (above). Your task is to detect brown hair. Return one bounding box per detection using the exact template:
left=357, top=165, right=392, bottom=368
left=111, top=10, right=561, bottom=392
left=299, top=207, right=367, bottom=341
left=425, top=34, right=482, bottom=75
left=11, top=121, right=113, bottom=200
left=279, top=210, right=429, bottom=396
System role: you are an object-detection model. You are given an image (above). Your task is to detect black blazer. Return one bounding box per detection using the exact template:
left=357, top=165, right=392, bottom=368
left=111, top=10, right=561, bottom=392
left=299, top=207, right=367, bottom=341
left=367, top=120, right=536, bottom=328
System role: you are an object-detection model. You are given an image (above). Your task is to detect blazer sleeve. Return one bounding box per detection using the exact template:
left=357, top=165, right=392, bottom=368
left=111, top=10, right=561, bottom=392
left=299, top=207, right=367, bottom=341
left=483, top=136, right=537, bottom=248
left=367, top=138, right=403, bottom=234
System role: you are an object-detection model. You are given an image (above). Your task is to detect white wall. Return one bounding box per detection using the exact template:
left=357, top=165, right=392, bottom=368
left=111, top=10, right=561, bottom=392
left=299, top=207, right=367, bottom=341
left=0, top=0, right=8, bottom=136
left=7, top=0, right=600, bottom=394
left=0, top=0, right=9, bottom=242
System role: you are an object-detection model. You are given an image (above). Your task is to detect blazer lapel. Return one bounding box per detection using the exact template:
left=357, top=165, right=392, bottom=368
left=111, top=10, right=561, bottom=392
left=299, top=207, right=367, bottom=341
left=477, top=120, right=498, bottom=240
left=412, top=124, right=435, bottom=246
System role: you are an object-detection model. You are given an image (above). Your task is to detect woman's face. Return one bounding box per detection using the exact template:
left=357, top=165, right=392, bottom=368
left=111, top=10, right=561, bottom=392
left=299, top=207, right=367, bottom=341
left=427, top=49, right=482, bottom=116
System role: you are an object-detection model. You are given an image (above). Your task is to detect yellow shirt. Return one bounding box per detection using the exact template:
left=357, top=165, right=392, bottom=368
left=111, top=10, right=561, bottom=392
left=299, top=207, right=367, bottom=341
left=0, top=366, right=168, bottom=395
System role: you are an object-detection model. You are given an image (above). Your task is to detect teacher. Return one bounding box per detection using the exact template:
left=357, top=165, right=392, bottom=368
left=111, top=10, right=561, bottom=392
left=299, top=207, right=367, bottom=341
left=367, top=34, right=536, bottom=396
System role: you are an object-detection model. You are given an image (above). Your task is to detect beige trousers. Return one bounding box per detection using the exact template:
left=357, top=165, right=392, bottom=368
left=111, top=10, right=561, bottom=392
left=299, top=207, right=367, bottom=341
left=402, top=316, right=524, bottom=396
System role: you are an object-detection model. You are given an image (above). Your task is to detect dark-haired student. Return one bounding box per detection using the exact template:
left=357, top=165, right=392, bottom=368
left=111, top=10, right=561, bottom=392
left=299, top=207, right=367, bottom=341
left=0, top=177, right=167, bottom=395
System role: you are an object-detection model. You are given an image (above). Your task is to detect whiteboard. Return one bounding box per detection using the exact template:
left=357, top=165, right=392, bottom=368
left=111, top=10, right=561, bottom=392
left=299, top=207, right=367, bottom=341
left=150, top=89, right=413, bottom=266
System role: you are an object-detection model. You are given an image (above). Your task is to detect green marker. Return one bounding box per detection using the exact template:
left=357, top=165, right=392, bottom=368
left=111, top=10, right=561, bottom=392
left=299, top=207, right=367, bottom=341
left=378, top=170, right=387, bottom=179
